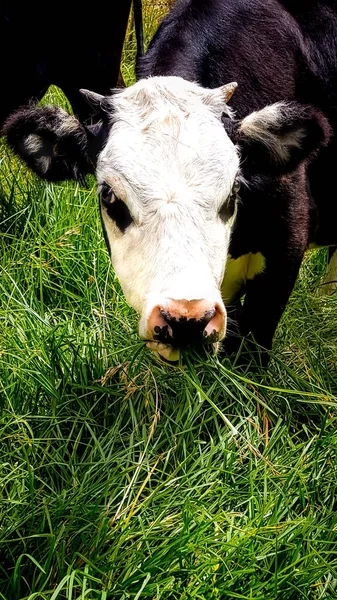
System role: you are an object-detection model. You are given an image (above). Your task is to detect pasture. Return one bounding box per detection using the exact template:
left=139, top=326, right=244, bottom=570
left=1, top=3, right=337, bottom=599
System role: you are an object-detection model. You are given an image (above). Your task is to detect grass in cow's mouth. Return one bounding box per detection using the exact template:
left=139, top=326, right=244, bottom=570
left=1, top=6, right=337, bottom=600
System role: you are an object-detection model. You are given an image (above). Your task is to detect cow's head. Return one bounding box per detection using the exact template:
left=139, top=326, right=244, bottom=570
left=3, top=77, right=329, bottom=362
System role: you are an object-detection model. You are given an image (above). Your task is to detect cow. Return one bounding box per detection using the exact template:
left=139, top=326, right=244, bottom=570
left=0, top=0, right=136, bottom=126
left=2, top=0, right=337, bottom=365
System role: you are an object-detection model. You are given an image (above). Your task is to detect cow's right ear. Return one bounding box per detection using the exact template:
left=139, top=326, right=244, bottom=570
left=2, top=105, right=109, bottom=183
left=230, top=102, right=331, bottom=176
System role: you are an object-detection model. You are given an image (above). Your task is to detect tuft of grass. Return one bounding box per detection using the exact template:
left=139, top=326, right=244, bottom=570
left=1, top=3, right=337, bottom=598
left=121, top=1, right=171, bottom=86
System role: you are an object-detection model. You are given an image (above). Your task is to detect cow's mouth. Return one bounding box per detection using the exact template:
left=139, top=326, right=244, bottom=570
left=146, top=341, right=180, bottom=364
left=146, top=340, right=220, bottom=364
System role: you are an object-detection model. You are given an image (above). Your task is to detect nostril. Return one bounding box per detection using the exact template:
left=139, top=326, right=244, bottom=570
left=203, top=304, right=226, bottom=343
left=147, top=306, right=174, bottom=344
left=153, top=323, right=173, bottom=341
left=160, top=309, right=173, bottom=325
left=202, top=308, right=216, bottom=327
left=153, top=323, right=173, bottom=343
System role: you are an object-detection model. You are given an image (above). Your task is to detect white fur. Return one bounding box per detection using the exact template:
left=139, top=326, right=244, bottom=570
left=58, top=116, right=83, bottom=135
left=23, top=134, right=51, bottom=173
left=96, top=76, right=240, bottom=342
left=24, top=133, right=43, bottom=153
left=240, top=102, right=305, bottom=162
left=36, top=155, right=52, bottom=174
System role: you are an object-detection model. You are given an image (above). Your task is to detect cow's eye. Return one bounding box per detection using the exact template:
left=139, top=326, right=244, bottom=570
left=219, top=179, right=240, bottom=223
left=98, top=182, right=133, bottom=233
left=219, top=191, right=237, bottom=222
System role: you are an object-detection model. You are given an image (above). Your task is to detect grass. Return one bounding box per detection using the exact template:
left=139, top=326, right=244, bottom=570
left=1, top=3, right=337, bottom=599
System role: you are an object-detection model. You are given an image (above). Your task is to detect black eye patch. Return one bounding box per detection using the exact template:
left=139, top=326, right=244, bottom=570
left=99, top=182, right=133, bottom=233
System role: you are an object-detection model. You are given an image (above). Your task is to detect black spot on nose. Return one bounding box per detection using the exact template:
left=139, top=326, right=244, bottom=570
left=153, top=309, right=217, bottom=348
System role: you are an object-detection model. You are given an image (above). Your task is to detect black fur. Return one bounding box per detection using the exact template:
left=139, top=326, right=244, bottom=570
left=0, top=1, right=133, bottom=127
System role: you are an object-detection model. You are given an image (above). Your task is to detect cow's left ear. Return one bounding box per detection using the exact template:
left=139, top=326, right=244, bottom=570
left=234, top=102, right=331, bottom=175
left=2, top=104, right=109, bottom=183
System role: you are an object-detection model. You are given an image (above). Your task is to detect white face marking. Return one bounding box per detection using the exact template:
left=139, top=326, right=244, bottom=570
left=96, top=76, right=240, bottom=345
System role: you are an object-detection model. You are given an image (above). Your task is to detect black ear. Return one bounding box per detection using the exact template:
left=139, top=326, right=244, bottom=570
left=2, top=104, right=109, bottom=183
left=233, top=102, right=331, bottom=175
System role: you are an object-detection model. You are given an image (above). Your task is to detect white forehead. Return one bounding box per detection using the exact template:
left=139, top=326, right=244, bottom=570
left=97, top=76, right=239, bottom=214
